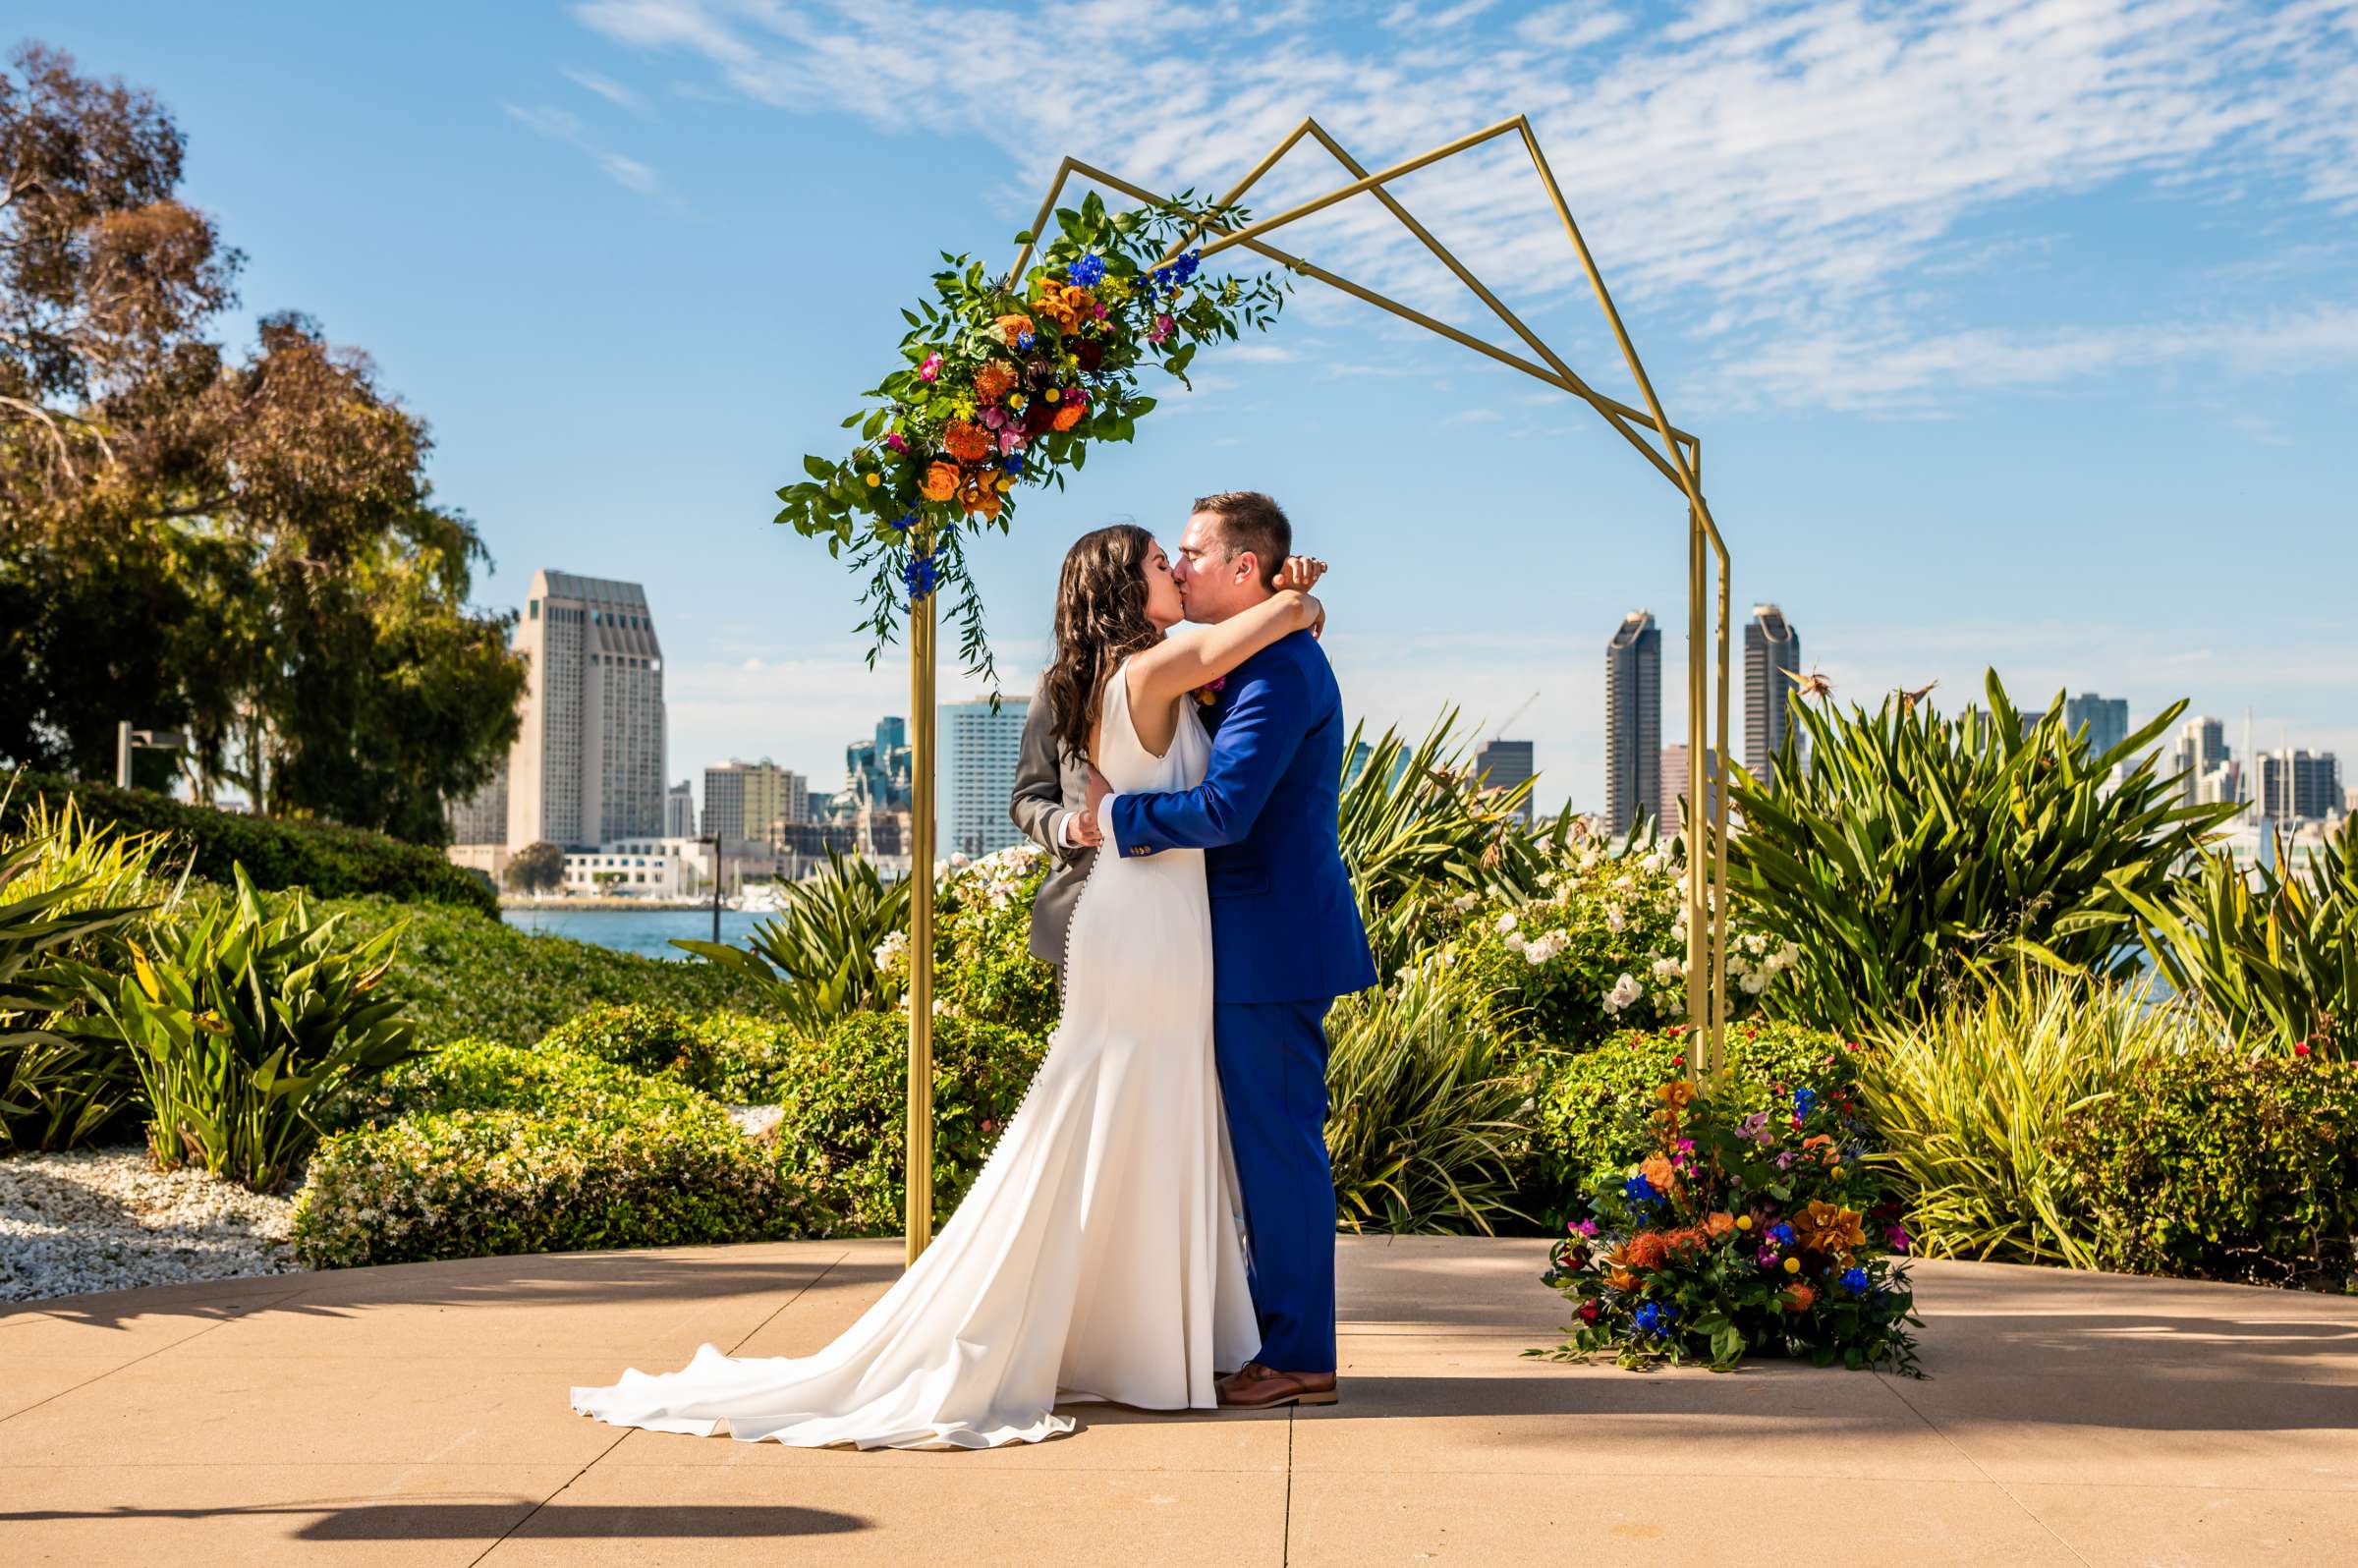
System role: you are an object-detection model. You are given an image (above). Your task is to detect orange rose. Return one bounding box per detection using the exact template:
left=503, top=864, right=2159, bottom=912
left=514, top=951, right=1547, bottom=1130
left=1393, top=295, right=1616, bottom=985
left=1706, top=1211, right=1735, bottom=1239
left=920, top=462, right=959, bottom=502
left=942, top=420, right=990, bottom=463
left=973, top=362, right=1017, bottom=404
left=993, top=312, right=1036, bottom=346
left=1641, top=1153, right=1678, bottom=1193
left=1050, top=403, right=1085, bottom=432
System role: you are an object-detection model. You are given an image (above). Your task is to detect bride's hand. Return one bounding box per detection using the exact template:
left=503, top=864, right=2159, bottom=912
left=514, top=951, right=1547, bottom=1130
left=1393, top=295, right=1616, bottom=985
left=1275, top=555, right=1328, bottom=590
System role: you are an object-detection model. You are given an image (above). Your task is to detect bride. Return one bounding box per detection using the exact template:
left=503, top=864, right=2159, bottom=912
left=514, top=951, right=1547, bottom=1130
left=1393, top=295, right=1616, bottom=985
left=571, top=523, right=1326, bottom=1449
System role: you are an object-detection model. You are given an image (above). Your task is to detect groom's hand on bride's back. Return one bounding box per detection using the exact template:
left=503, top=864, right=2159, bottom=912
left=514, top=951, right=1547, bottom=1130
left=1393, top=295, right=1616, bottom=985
left=1085, top=764, right=1112, bottom=829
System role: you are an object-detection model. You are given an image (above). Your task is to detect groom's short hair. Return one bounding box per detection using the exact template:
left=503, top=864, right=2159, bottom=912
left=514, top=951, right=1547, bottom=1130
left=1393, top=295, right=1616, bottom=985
left=1192, top=490, right=1291, bottom=588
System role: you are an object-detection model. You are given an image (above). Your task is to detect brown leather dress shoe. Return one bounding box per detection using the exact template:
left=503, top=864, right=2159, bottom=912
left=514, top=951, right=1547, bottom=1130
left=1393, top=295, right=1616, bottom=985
left=1217, top=1361, right=1338, bottom=1409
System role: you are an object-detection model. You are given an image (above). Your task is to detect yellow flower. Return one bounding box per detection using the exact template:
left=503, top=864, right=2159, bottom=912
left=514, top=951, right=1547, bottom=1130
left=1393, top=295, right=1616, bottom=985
left=1735, top=1214, right=1754, bottom=1232
left=864, top=473, right=879, bottom=487
left=1782, top=1257, right=1801, bottom=1274
left=1044, top=388, right=1060, bottom=403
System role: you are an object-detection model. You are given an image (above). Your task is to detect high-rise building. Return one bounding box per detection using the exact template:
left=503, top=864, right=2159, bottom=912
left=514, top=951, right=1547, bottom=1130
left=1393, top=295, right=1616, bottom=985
left=447, top=755, right=509, bottom=846
left=2064, top=693, right=2131, bottom=759
left=1343, top=739, right=1374, bottom=790
left=939, top=697, right=1032, bottom=857
left=702, top=759, right=806, bottom=841
left=1604, top=609, right=1660, bottom=838
left=663, top=780, right=696, bottom=838
left=1743, top=603, right=1801, bottom=782
left=506, top=571, right=666, bottom=849
left=1474, top=739, right=1536, bottom=825
left=1656, top=744, right=1727, bottom=833
left=2258, top=751, right=2342, bottom=821
left=2171, top=715, right=2232, bottom=807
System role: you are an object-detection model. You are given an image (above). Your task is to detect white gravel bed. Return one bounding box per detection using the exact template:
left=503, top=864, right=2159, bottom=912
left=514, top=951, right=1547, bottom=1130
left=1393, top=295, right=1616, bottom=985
left=1, top=1145, right=305, bottom=1304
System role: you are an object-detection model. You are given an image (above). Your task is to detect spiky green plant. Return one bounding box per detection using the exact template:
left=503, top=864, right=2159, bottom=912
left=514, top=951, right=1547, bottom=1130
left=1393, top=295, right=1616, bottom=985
left=1324, top=963, right=1533, bottom=1235
left=1725, top=670, right=2238, bottom=1031
left=2125, top=815, right=2357, bottom=1057
left=673, top=851, right=911, bottom=1033
left=1853, top=973, right=2210, bottom=1267
left=91, top=866, right=424, bottom=1190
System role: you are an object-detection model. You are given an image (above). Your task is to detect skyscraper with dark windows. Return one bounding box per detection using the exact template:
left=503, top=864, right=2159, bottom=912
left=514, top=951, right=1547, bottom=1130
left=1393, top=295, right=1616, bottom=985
left=2064, top=693, right=2131, bottom=759
left=1604, top=609, right=1660, bottom=838
left=1743, top=603, right=1802, bottom=783
left=505, top=570, right=666, bottom=849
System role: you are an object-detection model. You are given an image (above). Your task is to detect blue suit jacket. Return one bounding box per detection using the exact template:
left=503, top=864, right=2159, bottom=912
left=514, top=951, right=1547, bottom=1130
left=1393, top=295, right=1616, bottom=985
left=1108, top=630, right=1378, bottom=1005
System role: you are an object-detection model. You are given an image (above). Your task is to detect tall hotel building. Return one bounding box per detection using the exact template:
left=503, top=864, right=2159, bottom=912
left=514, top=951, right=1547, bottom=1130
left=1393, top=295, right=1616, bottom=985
left=1743, top=603, right=1801, bottom=782
left=507, top=571, right=667, bottom=849
left=940, top=697, right=1032, bottom=857
left=1604, top=609, right=1661, bottom=838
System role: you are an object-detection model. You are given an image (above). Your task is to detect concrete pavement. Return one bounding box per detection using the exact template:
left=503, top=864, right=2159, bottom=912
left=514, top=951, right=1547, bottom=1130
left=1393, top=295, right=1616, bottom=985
left=4, top=1236, right=2354, bottom=1565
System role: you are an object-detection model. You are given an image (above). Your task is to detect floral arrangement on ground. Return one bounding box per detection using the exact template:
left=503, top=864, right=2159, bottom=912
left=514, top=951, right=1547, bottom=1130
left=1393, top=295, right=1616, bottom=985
left=773, top=190, right=1290, bottom=685
left=1532, top=1074, right=1923, bottom=1375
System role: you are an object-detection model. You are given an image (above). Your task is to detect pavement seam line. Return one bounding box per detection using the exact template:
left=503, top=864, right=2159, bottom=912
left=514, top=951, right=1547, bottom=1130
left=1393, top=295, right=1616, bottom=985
left=1281, top=1404, right=1295, bottom=1568
left=460, top=1247, right=853, bottom=1567
left=1874, top=1369, right=2097, bottom=1568
left=0, top=1282, right=313, bottom=1428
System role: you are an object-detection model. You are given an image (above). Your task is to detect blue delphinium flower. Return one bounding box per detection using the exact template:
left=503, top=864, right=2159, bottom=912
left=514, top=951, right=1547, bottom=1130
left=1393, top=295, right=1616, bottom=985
left=1632, top=1301, right=1679, bottom=1339
left=1793, top=1087, right=1819, bottom=1117
left=1067, top=253, right=1106, bottom=287
left=891, top=513, right=917, bottom=532
left=901, top=554, right=938, bottom=601
left=1622, top=1173, right=1659, bottom=1206
left=1841, top=1266, right=1871, bottom=1294
left=1001, top=455, right=1023, bottom=476
left=1018, top=330, right=1036, bottom=350
left=1768, top=1221, right=1796, bottom=1247
left=1151, top=249, right=1202, bottom=294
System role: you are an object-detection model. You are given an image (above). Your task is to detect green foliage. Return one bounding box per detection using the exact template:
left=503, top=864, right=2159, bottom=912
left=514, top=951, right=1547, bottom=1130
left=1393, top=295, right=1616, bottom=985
left=314, top=892, right=775, bottom=1046
left=0, top=793, right=182, bottom=1150
left=1324, top=964, right=1532, bottom=1234
left=2058, top=1050, right=2358, bottom=1285
left=772, top=1010, right=1047, bottom=1237
left=1337, top=713, right=1551, bottom=978
left=1534, top=1079, right=1919, bottom=1375
left=290, top=1099, right=813, bottom=1269
left=0, top=774, right=499, bottom=916
left=2126, top=815, right=2358, bottom=1058
left=776, top=188, right=1288, bottom=684
left=1528, top=1020, right=1863, bottom=1224
left=1725, top=671, right=2238, bottom=1031
left=349, top=1035, right=713, bottom=1126
left=91, top=868, right=426, bottom=1190
left=675, top=852, right=910, bottom=1033
left=927, top=846, right=1059, bottom=1038
left=1852, top=974, right=2198, bottom=1267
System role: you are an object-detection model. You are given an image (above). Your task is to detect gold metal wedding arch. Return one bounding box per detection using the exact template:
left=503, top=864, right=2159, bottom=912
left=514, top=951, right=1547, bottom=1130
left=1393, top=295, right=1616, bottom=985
left=899, top=114, right=1734, bottom=1264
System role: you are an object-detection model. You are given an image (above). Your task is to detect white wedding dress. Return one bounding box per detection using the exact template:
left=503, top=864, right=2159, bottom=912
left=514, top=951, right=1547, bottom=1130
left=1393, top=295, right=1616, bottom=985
left=572, top=661, right=1260, bottom=1448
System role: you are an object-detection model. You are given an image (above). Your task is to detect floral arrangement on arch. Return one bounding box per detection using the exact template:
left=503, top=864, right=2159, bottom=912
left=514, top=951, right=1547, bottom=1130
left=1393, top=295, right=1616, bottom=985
left=1531, top=1074, right=1924, bottom=1375
left=774, top=190, right=1290, bottom=687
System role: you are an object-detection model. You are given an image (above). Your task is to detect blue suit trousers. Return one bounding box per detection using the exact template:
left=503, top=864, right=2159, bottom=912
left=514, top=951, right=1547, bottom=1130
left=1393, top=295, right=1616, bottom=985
left=1214, top=997, right=1336, bottom=1374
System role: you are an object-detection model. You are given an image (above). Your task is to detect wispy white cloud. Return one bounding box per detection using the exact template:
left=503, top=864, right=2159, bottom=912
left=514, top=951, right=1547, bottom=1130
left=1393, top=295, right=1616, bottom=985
left=502, top=100, right=676, bottom=207
left=561, top=64, right=651, bottom=116
left=569, top=0, right=2358, bottom=409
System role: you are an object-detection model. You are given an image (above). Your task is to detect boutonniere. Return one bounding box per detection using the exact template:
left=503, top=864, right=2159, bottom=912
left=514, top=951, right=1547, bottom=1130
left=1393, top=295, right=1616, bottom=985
left=1192, top=675, right=1226, bottom=706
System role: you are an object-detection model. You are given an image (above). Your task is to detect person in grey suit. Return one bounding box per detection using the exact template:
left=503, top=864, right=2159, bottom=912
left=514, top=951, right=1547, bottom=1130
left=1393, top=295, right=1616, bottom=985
left=1009, top=680, right=1105, bottom=976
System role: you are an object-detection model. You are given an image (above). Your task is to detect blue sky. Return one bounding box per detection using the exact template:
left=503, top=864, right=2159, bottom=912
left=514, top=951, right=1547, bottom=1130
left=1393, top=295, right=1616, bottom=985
left=24, top=1, right=2356, bottom=813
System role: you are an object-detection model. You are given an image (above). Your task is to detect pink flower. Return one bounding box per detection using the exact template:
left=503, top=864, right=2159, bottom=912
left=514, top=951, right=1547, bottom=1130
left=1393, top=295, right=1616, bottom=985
left=997, top=426, right=1025, bottom=454
left=1576, top=1218, right=1600, bottom=1237
left=882, top=431, right=908, bottom=453
left=919, top=352, right=943, bottom=382
left=981, top=408, right=1005, bottom=429
left=1150, top=313, right=1175, bottom=344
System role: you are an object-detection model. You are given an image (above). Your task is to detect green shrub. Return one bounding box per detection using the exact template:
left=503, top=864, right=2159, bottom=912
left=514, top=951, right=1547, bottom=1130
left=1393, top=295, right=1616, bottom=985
left=309, top=893, right=777, bottom=1046
left=91, top=868, right=424, bottom=1190
left=674, top=852, right=909, bottom=1033
left=773, top=1010, right=1047, bottom=1236
left=931, top=847, right=1059, bottom=1039
left=1325, top=964, right=1531, bottom=1235
left=1853, top=975, right=2195, bottom=1267
left=537, top=1002, right=715, bottom=1081
left=2127, top=815, right=2357, bottom=1058
left=687, top=1010, right=808, bottom=1104
left=1, top=772, right=498, bottom=917
left=290, top=1099, right=813, bottom=1268
left=1529, top=1020, right=1863, bottom=1226
left=2058, top=1050, right=2358, bottom=1285
left=347, top=1035, right=713, bottom=1126
left=1725, top=671, right=2238, bottom=1032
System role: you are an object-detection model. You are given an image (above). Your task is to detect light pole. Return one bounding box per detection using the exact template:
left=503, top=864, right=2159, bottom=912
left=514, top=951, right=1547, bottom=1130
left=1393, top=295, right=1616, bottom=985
left=702, top=831, right=723, bottom=943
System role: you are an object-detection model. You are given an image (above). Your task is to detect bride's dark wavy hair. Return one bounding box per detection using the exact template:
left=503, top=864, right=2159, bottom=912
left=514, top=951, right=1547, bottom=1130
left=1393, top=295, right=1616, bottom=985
left=1042, top=524, right=1163, bottom=764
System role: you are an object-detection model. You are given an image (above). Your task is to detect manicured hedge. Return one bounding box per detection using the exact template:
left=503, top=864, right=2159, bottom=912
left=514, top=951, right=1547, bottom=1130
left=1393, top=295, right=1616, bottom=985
left=2, top=772, right=496, bottom=916
left=536, top=1003, right=805, bottom=1104
left=290, top=1099, right=815, bottom=1268
left=2059, top=1051, right=2358, bottom=1287
left=774, top=1010, right=1048, bottom=1237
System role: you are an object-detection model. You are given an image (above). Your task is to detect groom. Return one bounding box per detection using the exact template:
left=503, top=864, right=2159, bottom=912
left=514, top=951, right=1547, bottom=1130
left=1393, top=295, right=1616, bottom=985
left=1087, top=490, right=1377, bottom=1409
